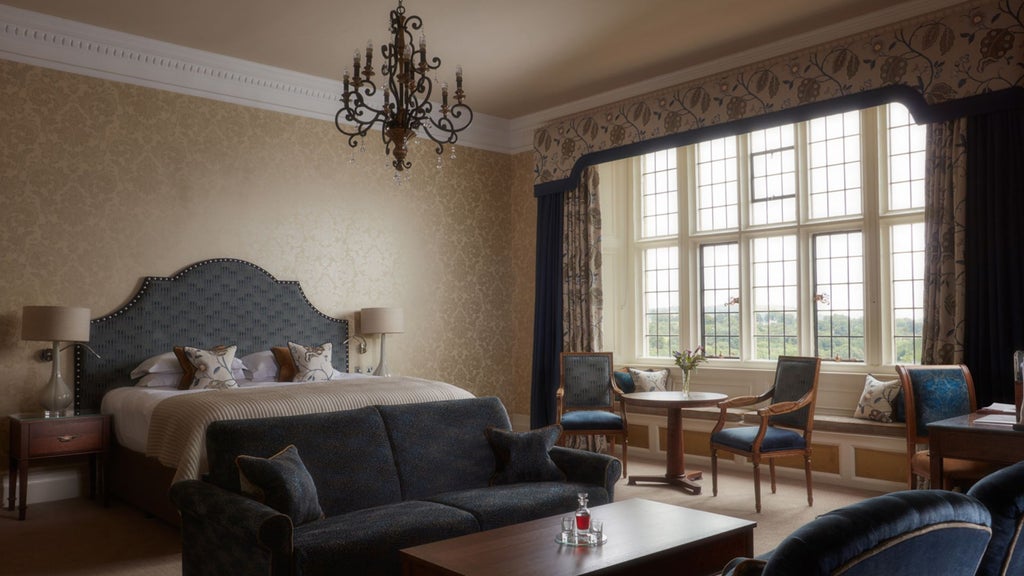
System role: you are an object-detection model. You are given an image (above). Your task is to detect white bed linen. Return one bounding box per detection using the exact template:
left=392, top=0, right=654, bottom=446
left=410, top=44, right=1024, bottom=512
left=100, top=376, right=362, bottom=453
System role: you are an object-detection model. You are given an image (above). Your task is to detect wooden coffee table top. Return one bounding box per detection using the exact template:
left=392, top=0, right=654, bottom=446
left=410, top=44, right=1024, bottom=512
left=400, top=498, right=756, bottom=576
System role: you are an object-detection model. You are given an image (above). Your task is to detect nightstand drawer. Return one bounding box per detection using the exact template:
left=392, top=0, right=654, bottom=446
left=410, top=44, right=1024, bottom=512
left=27, top=418, right=105, bottom=457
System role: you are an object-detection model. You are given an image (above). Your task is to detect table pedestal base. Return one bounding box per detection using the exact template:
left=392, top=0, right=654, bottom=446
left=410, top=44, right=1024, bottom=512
left=627, top=471, right=704, bottom=495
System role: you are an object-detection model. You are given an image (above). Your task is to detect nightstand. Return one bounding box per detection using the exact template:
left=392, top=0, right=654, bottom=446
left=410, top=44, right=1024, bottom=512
left=7, top=412, right=111, bottom=520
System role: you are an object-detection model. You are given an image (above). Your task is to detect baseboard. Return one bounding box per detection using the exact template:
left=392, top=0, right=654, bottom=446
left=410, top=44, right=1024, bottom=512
left=2, top=465, right=85, bottom=507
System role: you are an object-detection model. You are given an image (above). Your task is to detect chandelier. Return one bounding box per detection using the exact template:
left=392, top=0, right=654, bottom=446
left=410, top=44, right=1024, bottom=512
left=335, top=0, right=473, bottom=173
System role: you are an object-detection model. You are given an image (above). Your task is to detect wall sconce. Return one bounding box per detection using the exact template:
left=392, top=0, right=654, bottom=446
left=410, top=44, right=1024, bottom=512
left=21, top=306, right=91, bottom=418
left=360, top=307, right=404, bottom=377
left=344, top=335, right=368, bottom=355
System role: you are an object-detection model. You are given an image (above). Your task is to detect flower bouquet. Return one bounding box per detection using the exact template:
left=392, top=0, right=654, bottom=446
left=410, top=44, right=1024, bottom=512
left=672, top=346, right=707, bottom=395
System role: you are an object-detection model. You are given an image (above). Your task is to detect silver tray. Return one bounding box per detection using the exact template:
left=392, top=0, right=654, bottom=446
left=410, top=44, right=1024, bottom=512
left=555, top=532, right=608, bottom=546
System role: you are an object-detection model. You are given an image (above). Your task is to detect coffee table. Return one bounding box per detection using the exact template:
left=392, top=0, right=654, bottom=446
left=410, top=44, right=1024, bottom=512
left=400, top=498, right=755, bottom=576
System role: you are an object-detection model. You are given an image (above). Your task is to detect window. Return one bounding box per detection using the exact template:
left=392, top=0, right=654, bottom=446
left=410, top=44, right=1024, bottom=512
left=623, top=102, right=926, bottom=366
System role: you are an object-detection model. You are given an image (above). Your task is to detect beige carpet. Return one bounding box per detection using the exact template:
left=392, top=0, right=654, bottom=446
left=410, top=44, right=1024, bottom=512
left=615, top=456, right=883, bottom=555
left=0, top=456, right=881, bottom=575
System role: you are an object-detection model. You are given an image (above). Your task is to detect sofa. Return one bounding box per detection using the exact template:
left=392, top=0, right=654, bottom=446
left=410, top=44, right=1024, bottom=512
left=967, top=460, right=1024, bottom=576
left=169, top=396, right=621, bottom=576
left=721, top=490, right=994, bottom=576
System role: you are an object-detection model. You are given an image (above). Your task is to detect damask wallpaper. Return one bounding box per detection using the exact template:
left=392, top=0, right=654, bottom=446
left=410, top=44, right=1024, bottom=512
left=533, top=0, right=1024, bottom=190
left=0, top=59, right=539, bottom=456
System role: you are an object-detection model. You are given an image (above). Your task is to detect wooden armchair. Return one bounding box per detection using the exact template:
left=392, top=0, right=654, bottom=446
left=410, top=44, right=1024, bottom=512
left=710, top=356, right=821, bottom=513
left=896, top=364, right=998, bottom=490
left=556, top=352, right=628, bottom=477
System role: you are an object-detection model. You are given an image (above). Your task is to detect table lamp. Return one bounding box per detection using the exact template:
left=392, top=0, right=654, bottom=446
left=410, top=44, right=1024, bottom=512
left=22, top=306, right=91, bottom=418
left=360, top=307, right=404, bottom=377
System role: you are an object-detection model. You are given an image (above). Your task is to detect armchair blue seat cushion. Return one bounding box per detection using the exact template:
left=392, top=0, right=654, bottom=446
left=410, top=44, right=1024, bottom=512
left=723, top=490, right=993, bottom=576
left=560, top=410, right=625, bottom=430
left=967, top=460, right=1024, bottom=576
left=484, top=424, right=566, bottom=485
left=711, top=425, right=806, bottom=453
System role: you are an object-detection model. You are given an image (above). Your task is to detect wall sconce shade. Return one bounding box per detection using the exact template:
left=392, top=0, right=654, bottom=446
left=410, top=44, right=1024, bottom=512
left=22, top=306, right=91, bottom=418
left=360, top=307, right=404, bottom=378
left=360, top=307, right=405, bottom=335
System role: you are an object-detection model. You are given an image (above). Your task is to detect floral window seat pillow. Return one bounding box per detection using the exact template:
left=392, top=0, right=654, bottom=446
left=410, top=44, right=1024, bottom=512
left=853, top=374, right=902, bottom=423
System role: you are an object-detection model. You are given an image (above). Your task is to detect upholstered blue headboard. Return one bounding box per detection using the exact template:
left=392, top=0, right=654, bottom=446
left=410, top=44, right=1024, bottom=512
left=73, top=259, right=349, bottom=413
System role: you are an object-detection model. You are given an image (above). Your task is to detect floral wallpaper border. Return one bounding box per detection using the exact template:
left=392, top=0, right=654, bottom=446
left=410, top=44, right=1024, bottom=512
left=533, top=0, right=1024, bottom=190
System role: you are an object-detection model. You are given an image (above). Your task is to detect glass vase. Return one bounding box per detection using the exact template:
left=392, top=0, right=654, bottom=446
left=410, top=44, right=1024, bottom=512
left=681, top=370, right=692, bottom=396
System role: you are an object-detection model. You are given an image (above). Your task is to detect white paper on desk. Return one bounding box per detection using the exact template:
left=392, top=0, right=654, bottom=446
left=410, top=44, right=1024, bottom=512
left=974, top=414, right=1019, bottom=425
left=979, top=402, right=1018, bottom=415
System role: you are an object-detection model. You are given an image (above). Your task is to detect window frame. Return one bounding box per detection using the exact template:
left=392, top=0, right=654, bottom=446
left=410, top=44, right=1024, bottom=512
left=612, top=103, right=925, bottom=371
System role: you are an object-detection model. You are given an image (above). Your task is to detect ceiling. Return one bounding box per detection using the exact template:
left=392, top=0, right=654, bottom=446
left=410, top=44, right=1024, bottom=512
left=1, top=0, right=959, bottom=120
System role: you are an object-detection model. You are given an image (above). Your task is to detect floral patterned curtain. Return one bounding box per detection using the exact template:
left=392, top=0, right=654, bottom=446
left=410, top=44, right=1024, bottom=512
left=922, top=118, right=968, bottom=364
left=561, top=166, right=607, bottom=452
left=562, top=165, right=603, bottom=353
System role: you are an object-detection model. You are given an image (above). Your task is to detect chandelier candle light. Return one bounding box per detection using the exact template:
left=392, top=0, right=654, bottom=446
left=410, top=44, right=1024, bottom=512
left=336, top=0, right=473, bottom=175
left=672, top=346, right=707, bottom=396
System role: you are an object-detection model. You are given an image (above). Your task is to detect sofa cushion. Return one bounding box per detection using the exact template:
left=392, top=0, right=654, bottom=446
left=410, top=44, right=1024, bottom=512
left=292, top=500, right=479, bottom=576
left=485, top=424, right=566, bottom=485
left=376, top=397, right=512, bottom=500
left=205, top=406, right=403, bottom=516
left=236, top=444, right=324, bottom=525
left=427, top=482, right=612, bottom=531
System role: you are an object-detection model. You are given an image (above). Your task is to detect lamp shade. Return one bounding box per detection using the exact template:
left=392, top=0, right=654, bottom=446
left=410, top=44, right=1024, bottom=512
left=361, top=307, right=404, bottom=334
left=22, top=306, right=91, bottom=342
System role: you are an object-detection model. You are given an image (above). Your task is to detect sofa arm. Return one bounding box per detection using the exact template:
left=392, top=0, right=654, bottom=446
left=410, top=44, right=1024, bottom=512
left=549, top=446, right=622, bottom=500
left=170, top=480, right=294, bottom=576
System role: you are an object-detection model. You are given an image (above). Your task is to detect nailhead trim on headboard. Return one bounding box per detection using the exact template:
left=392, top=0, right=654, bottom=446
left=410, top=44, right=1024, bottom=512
left=73, top=258, right=350, bottom=414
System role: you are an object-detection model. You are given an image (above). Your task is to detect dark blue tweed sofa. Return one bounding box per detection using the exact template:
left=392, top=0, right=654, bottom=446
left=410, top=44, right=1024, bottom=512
left=169, top=396, right=621, bottom=576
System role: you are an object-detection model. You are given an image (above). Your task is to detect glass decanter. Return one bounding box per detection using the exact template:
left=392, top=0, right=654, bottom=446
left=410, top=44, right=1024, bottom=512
left=574, top=492, right=591, bottom=542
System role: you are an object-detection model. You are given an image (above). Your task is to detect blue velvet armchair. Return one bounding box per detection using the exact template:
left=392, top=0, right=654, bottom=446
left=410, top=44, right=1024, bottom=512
left=896, top=364, right=997, bottom=489
left=556, top=352, right=628, bottom=477
left=710, top=356, right=821, bottom=513
left=967, top=460, right=1024, bottom=576
left=722, top=490, right=993, bottom=576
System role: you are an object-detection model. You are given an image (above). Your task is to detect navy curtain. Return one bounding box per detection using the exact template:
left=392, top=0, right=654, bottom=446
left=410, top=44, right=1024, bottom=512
left=964, top=109, right=1024, bottom=406
left=530, top=193, right=564, bottom=428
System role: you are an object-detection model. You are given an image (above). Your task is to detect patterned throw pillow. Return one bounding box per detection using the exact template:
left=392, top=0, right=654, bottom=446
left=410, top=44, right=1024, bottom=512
left=853, top=374, right=902, bottom=423
left=484, top=424, right=567, bottom=485
left=236, top=445, right=324, bottom=525
left=173, top=345, right=239, bottom=390
left=287, top=342, right=334, bottom=382
left=629, top=368, right=669, bottom=392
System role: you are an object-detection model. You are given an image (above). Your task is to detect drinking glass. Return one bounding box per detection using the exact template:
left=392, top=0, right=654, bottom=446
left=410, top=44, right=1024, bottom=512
left=591, top=519, right=604, bottom=544
left=561, top=515, right=575, bottom=543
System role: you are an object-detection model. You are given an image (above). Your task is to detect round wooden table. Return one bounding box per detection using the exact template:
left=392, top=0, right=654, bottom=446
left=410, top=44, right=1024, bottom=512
left=622, top=390, right=728, bottom=495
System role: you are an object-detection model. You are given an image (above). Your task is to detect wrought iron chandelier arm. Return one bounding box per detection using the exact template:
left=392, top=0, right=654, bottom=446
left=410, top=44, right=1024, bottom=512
left=334, top=0, right=472, bottom=172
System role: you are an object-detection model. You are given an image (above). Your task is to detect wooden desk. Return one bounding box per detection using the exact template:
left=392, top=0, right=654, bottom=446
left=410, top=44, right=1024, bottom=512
left=927, top=412, right=1024, bottom=486
left=401, top=498, right=755, bottom=576
left=621, top=391, right=728, bottom=494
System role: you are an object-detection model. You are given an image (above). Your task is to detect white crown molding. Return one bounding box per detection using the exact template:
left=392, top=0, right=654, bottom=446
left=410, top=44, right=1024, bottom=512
left=0, top=4, right=512, bottom=154
left=0, top=0, right=968, bottom=156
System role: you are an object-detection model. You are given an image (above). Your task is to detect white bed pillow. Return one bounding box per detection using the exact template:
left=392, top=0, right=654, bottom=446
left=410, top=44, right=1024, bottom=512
left=132, top=350, right=247, bottom=381
left=130, top=352, right=181, bottom=379
left=135, top=372, right=182, bottom=388
left=242, top=350, right=279, bottom=382
left=176, top=345, right=240, bottom=390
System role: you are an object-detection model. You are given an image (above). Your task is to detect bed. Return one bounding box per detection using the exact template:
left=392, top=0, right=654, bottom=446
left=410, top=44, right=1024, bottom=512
left=73, top=258, right=472, bottom=524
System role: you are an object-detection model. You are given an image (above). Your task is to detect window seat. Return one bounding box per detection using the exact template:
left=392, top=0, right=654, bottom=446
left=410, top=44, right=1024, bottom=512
left=623, top=404, right=905, bottom=437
